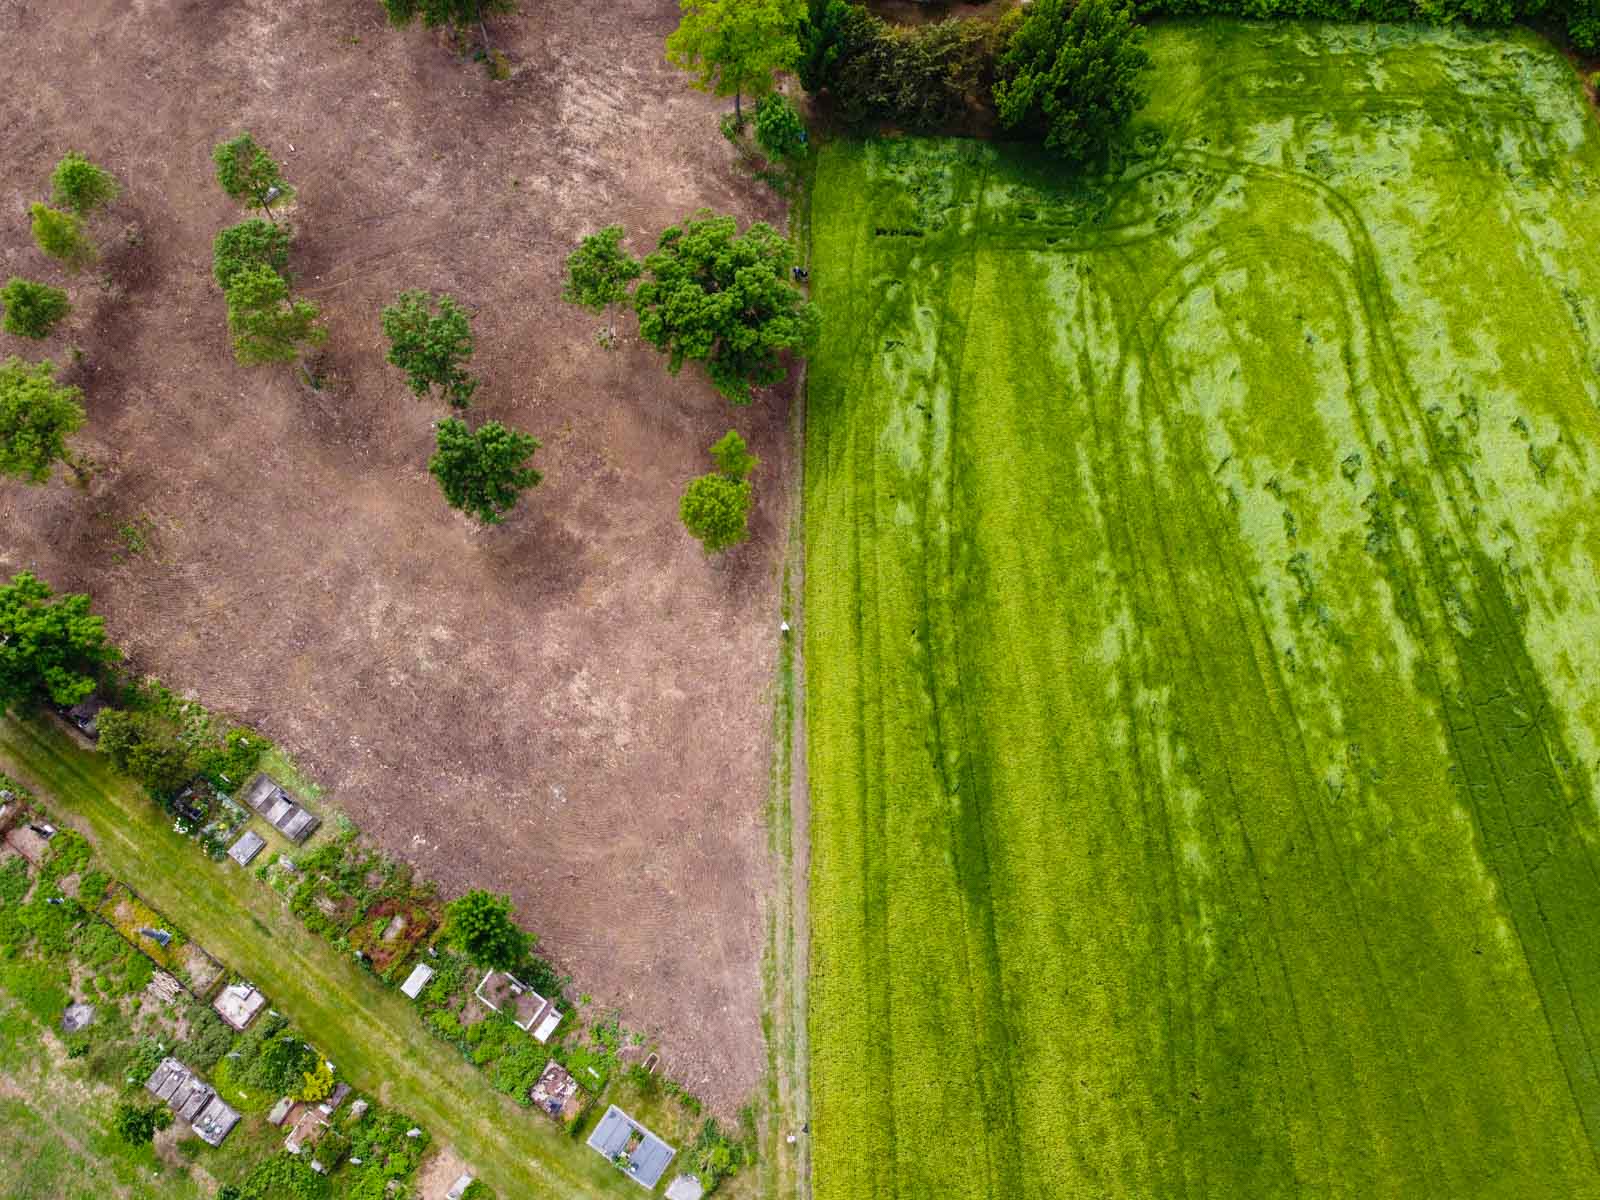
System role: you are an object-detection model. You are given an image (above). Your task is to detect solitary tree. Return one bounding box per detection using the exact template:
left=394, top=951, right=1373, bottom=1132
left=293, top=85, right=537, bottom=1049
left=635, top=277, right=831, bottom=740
left=224, top=264, right=326, bottom=366
left=634, top=212, right=818, bottom=404
left=379, top=0, right=517, bottom=48
left=112, top=1102, right=172, bottom=1146
left=29, top=204, right=96, bottom=272
left=0, top=357, right=85, bottom=485
left=95, top=709, right=195, bottom=797
left=212, top=133, right=293, bottom=220
left=0, top=279, right=71, bottom=340
left=380, top=291, right=478, bottom=407
left=212, top=219, right=292, bottom=292
left=50, top=152, right=120, bottom=217
left=666, top=0, right=804, bottom=122
left=444, top=889, right=530, bottom=970
left=428, top=418, right=542, bottom=524
left=0, top=572, right=119, bottom=715
left=993, top=0, right=1150, bottom=163
left=681, top=428, right=757, bottom=553
left=563, top=226, right=641, bottom=316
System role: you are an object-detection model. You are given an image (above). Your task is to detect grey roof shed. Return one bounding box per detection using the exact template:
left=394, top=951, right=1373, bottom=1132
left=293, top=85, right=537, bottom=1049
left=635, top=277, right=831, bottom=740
left=586, top=1104, right=676, bottom=1189
left=228, top=830, right=267, bottom=866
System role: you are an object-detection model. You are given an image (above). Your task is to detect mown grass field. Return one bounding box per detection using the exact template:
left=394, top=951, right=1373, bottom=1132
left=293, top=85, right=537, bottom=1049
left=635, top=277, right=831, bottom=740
left=804, top=22, right=1600, bottom=1199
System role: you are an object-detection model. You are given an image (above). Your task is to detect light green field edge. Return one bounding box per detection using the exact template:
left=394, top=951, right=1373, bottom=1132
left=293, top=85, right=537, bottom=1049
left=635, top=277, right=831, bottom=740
left=0, top=715, right=639, bottom=1199
left=804, top=22, right=1600, bottom=1200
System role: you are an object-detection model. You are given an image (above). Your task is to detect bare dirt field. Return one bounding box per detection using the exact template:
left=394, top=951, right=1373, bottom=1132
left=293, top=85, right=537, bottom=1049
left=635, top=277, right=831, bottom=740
left=0, top=0, right=792, bottom=1111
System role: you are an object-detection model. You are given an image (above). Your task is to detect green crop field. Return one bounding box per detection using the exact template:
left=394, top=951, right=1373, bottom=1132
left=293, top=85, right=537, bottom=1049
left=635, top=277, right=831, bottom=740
left=804, top=22, right=1600, bottom=1200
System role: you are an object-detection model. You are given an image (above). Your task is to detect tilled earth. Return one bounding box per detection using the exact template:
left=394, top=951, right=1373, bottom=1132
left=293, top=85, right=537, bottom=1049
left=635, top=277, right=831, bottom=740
left=0, top=0, right=791, bottom=1111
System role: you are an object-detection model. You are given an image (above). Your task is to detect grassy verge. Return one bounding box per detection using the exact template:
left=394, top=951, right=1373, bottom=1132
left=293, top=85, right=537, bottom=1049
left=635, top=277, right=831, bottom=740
left=0, top=714, right=642, bottom=1198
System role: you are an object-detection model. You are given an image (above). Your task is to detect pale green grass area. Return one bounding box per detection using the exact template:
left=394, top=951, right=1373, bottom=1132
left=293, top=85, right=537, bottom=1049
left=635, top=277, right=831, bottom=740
left=806, top=22, right=1600, bottom=1200
left=0, top=716, right=637, bottom=1199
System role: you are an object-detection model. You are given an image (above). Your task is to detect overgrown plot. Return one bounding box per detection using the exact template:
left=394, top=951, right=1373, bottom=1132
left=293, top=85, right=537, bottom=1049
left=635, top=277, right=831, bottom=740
left=806, top=23, right=1600, bottom=1200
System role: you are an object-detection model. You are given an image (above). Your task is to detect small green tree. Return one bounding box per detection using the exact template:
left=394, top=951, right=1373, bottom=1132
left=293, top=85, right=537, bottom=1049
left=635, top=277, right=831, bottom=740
left=428, top=418, right=542, bottom=524
left=635, top=212, right=818, bottom=405
left=96, top=710, right=196, bottom=797
left=0, top=357, right=85, bottom=485
left=666, top=0, right=804, bottom=121
left=680, top=474, right=753, bottom=553
left=0, top=572, right=119, bottom=715
left=113, top=1101, right=172, bottom=1145
left=0, top=279, right=71, bottom=340
left=224, top=264, right=326, bottom=366
left=380, top=291, right=478, bottom=407
left=29, top=205, right=96, bottom=272
left=212, top=133, right=293, bottom=219
left=379, top=0, right=516, bottom=46
left=444, top=889, right=530, bottom=969
left=50, top=152, right=120, bottom=216
left=709, top=428, right=758, bottom=481
left=212, top=219, right=293, bottom=292
left=993, top=0, right=1150, bottom=163
left=562, top=226, right=641, bottom=315
left=754, top=93, right=807, bottom=160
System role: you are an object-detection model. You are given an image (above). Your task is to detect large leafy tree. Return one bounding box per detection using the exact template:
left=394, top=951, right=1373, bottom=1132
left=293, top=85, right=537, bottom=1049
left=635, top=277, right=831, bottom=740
left=212, top=220, right=293, bottom=292
left=212, top=133, right=293, bottom=220
left=444, top=889, right=530, bottom=970
left=380, top=291, right=478, bottom=408
left=224, top=264, right=326, bottom=366
left=666, top=0, right=804, bottom=120
left=428, top=418, right=542, bottom=524
left=96, top=709, right=196, bottom=797
left=681, top=428, right=758, bottom=553
left=0, top=357, right=85, bottom=485
left=50, top=152, right=120, bottom=217
left=993, top=0, right=1150, bottom=163
left=0, top=279, right=71, bottom=340
left=29, top=205, right=95, bottom=273
left=0, top=572, right=119, bottom=715
left=634, top=212, right=818, bottom=405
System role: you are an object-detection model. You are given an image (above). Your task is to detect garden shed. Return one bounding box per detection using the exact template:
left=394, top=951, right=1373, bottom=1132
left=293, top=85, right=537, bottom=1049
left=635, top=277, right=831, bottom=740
left=212, top=981, right=267, bottom=1030
left=400, top=962, right=435, bottom=999
left=242, top=774, right=321, bottom=843
left=227, top=829, right=266, bottom=866
left=144, top=1057, right=239, bottom=1146
left=666, top=1176, right=705, bottom=1200
left=586, top=1105, right=676, bottom=1189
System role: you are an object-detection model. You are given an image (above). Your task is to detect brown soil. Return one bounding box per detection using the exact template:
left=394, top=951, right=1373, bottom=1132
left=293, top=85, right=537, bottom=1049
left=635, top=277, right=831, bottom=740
left=0, top=0, right=788, bottom=1112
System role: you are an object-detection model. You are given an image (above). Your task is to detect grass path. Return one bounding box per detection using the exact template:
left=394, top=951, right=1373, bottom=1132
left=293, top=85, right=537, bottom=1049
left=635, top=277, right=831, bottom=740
left=0, top=714, right=632, bottom=1199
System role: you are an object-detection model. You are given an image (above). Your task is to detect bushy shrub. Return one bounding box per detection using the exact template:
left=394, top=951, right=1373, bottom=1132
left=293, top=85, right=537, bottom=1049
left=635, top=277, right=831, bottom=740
left=0, top=279, right=71, bottom=340
left=112, top=1100, right=172, bottom=1145
left=95, top=709, right=195, bottom=797
left=754, top=93, right=808, bottom=159
left=239, top=1154, right=328, bottom=1200
left=29, top=205, right=95, bottom=272
left=50, top=153, right=120, bottom=217
left=213, top=220, right=292, bottom=292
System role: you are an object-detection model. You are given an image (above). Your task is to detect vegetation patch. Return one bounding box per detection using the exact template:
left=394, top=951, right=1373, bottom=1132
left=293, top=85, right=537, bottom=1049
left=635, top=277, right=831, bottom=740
left=806, top=22, right=1600, bottom=1199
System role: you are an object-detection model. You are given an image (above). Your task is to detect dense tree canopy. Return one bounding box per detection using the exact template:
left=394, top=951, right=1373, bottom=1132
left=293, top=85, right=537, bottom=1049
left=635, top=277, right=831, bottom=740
left=0, top=571, right=119, bottom=715
left=212, top=220, right=293, bottom=292
left=428, top=418, right=542, bottom=524
left=444, top=889, right=530, bottom=970
left=0, top=357, right=85, bottom=485
left=993, top=0, right=1149, bottom=162
left=224, top=264, right=326, bottom=366
left=213, top=133, right=293, bottom=218
left=796, top=0, right=881, bottom=95
left=29, top=205, right=95, bottom=272
left=50, top=152, right=120, bottom=217
left=666, top=0, right=804, bottom=118
left=634, top=212, right=818, bottom=405
left=380, top=291, right=478, bottom=407
left=96, top=709, right=195, bottom=797
left=0, top=279, right=71, bottom=340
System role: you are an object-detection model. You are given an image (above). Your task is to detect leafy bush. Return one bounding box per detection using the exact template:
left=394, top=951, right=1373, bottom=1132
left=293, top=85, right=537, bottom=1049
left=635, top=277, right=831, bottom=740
left=681, top=474, right=753, bottom=553
left=690, top=1117, right=750, bottom=1191
left=176, top=1005, right=236, bottom=1072
left=0, top=278, right=71, bottom=339
left=444, top=890, right=529, bottom=969
left=213, top=134, right=293, bottom=216
left=754, top=93, right=807, bottom=159
left=29, top=204, right=95, bottom=272
left=112, top=1100, right=172, bottom=1145
left=213, top=220, right=292, bottom=292
left=238, top=1154, right=328, bottom=1200
left=95, top=709, right=195, bottom=798
left=50, top=152, right=120, bottom=216
left=380, top=290, right=479, bottom=408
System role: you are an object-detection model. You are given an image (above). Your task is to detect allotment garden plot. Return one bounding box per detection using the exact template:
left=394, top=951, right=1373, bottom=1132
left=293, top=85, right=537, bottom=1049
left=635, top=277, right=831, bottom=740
left=806, top=23, right=1600, bottom=1200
